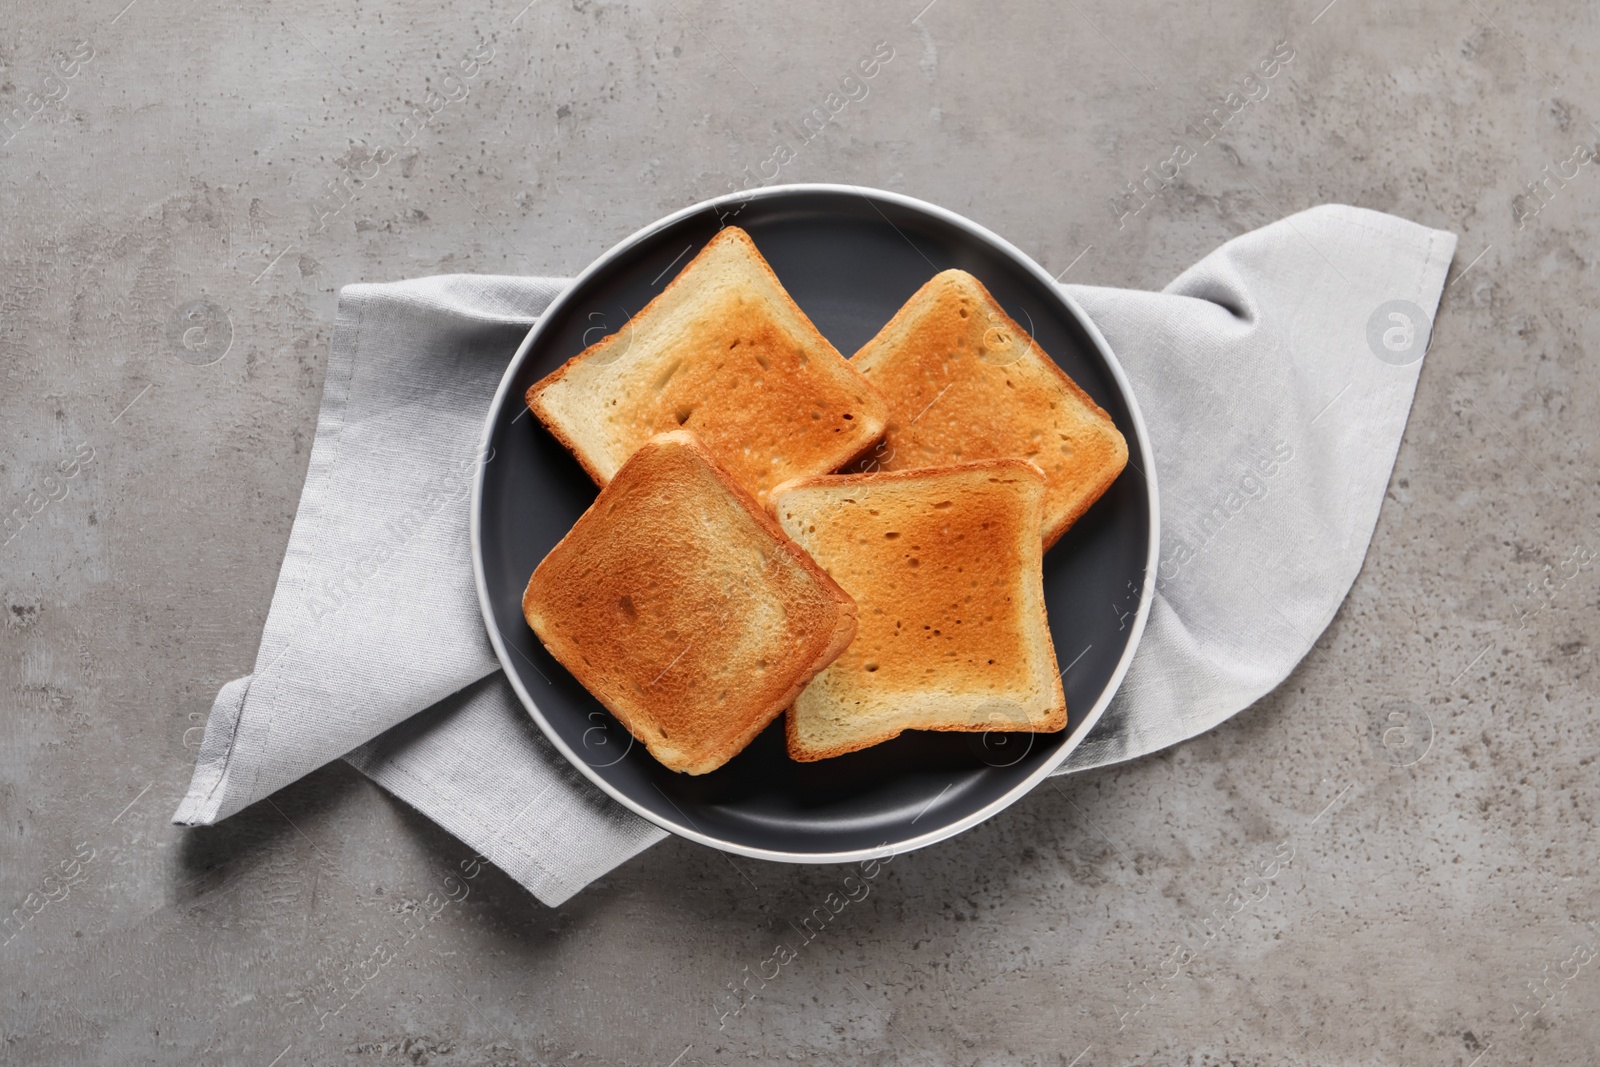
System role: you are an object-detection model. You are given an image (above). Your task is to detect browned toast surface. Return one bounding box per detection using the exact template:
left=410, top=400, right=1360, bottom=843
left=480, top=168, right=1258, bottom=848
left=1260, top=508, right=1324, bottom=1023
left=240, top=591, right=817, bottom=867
left=522, top=431, right=857, bottom=775
left=770, top=460, right=1065, bottom=762
left=851, top=269, right=1128, bottom=547
left=526, top=227, right=888, bottom=506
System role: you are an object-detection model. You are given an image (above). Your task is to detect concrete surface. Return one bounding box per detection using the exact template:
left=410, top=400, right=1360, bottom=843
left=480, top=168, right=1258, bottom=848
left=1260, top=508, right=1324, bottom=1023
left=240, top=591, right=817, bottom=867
left=3, top=0, right=1599, bottom=1063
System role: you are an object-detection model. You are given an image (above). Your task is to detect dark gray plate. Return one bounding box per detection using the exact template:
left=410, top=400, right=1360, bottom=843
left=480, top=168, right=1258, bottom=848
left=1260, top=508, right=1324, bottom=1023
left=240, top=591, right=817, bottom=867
left=472, top=184, right=1158, bottom=863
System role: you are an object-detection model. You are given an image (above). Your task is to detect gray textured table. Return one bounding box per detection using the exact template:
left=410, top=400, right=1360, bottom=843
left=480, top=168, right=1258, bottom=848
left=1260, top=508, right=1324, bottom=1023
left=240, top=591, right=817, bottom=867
left=4, top=1, right=1597, bottom=1064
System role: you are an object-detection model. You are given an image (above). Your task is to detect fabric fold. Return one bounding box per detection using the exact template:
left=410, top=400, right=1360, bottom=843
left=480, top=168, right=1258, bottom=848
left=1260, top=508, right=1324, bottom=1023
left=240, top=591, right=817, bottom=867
left=344, top=674, right=666, bottom=906
left=1056, top=205, right=1456, bottom=773
left=175, top=275, right=565, bottom=824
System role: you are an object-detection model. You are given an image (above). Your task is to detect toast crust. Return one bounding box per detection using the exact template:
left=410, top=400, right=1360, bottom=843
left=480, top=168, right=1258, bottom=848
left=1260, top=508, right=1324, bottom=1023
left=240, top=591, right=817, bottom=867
left=525, top=227, right=888, bottom=505
left=770, top=459, right=1066, bottom=762
left=523, top=430, right=857, bottom=775
left=851, top=269, right=1128, bottom=548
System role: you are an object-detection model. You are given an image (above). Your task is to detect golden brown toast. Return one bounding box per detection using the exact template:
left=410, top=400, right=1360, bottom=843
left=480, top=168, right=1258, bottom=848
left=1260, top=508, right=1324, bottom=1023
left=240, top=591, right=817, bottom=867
left=526, top=226, right=889, bottom=507
left=850, top=269, right=1128, bottom=548
left=522, top=430, right=858, bottom=775
left=770, top=460, right=1065, bottom=762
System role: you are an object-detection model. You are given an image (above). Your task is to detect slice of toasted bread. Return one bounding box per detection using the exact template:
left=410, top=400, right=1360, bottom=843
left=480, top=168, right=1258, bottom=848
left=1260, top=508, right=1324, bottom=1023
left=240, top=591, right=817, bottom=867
left=526, top=226, right=889, bottom=506
left=769, top=460, right=1065, bottom=762
left=523, top=430, right=857, bottom=775
left=850, top=269, right=1128, bottom=548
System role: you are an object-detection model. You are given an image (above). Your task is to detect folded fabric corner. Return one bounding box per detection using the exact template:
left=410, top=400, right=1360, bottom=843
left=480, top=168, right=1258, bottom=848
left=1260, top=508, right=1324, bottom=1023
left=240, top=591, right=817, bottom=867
left=1056, top=204, right=1457, bottom=774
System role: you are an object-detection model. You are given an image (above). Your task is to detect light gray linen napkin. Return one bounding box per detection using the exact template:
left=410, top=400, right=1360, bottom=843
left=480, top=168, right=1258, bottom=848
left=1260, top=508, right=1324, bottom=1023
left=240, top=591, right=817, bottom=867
left=175, top=205, right=1456, bottom=906
left=1061, top=205, right=1457, bottom=769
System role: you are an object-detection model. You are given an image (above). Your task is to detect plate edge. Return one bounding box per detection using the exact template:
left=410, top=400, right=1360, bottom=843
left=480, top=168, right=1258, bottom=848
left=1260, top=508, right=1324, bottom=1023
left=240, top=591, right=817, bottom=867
left=469, top=182, right=1162, bottom=864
